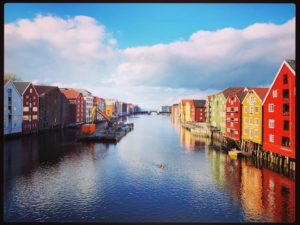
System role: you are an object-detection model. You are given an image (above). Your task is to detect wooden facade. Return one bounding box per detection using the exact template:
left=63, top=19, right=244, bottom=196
left=262, top=60, right=295, bottom=159
left=13, top=81, right=39, bottom=133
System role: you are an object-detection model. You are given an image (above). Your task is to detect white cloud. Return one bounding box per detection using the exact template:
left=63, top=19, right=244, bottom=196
left=5, top=15, right=295, bottom=109
left=112, top=17, right=295, bottom=90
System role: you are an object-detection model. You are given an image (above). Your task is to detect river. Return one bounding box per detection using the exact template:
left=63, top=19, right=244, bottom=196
left=3, top=114, right=295, bottom=222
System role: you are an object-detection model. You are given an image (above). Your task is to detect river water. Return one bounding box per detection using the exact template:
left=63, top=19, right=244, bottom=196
left=3, top=114, right=295, bottom=222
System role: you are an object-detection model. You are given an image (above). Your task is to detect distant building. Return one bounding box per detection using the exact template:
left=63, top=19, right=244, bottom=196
left=180, top=100, right=193, bottom=122
left=159, top=106, right=171, bottom=113
left=35, top=85, right=69, bottom=130
left=105, top=99, right=116, bottom=117
left=60, top=88, right=85, bottom=125
left=205, top=95, right=214, bottom=124
left=4, top=80, right=23, bottom=135
left=171, top=104, right=180, bottom=119
left=225, top=88, right=248, bottom=141
left=13, top=81, right=39, bottom=133
left=193, top=100, right=206, bottom=122
left=210, top=87, right=244, bottom=133
left=127, top=103, right=134, bottom=115
left=74, top=89, right=93, bottom=123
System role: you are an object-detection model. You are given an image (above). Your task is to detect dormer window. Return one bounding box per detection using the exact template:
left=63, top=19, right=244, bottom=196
left=283, top=74, right=288, bottom=84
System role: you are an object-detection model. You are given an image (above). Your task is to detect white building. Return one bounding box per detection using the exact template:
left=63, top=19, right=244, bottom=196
left=4, top=80, right=23, bottom=135
left=74, top=89, right=93, bottom=123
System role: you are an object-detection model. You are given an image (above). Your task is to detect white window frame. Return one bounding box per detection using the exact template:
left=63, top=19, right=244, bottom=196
left=249, top=128, right=253, bottom=139
left=269, top=134, right=274, bottom=143
left=273, top=90, right=277, bottom=98
left=254, top=129, right=258, bottom=137
left=269, top=119, right=274, bottom=128
left=244, top=117, right=248, bottom=124
left=268, top=104, right=274, bottom=112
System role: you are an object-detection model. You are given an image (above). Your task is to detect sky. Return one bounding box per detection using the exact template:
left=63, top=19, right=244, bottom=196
left=4, top=3, right=295, bottom=110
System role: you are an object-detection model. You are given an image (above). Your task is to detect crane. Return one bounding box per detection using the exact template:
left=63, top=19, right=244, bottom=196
left=81, top=106, right=117, bottom=134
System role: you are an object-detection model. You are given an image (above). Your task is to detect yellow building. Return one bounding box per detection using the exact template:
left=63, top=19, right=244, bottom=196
left=241, top=88, right=268, bottom=145
left=180, top=100, right=186, bottom=122
left=105, top=104, right=114, bottom=117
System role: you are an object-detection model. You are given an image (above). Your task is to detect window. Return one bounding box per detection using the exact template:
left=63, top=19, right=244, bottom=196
left=14, top=107, right=17, bottom=111
left=30, top=88, right=32, bottom=93
left=230, top=122, right=234, bottom=127
left=234, top=130, right=238, bottom=135
left=269, top=119, right=274, bottom=128
left=244, top=128, right=248, bottom=134
left=255, top=118, right=259, bottom=126
left=249, top=118, right=252, bottom=124
left=26, top=95, right=29, bottom=99
left=23, top=115, right=29, bottom=120
left=244, top=106, right=248, bottom=113
left=244, top=117, right=248, bottom=124
left=32, top=115, right=38, bottom=120
left=283, top=89, right=289, bottom=99
left=283, top=74, right=288, bottom=84
left=255, top=106, right=259, bottom=113
left=273, top=90, right=277, bottom=98
left=283, top=120, right=289, bottom=131
left=33, top=107, right=37, bottom=112
left=283, top=104, right=289, bottom=115
left=269, top=134, right=274, bottom=143
left=268, top=104, right=274, bottom=112
left=250, top=106, right=254, bottom=115
left=282, top=137, right=290, bottom=147
left=254, top=129, right=258, bottom=137
left=23, top=107, right=29, bottom=112
left=249, top=129, right=253, bottom=138
left=250, top=96, right=254, bottom=103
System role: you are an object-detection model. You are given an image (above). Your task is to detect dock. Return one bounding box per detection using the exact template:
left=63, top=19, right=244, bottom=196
left=77, top=123, right=134, bottom=143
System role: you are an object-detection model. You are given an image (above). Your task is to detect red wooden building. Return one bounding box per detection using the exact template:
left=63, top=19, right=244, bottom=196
left=262, top=60, right=295, bottom=159
left=60, top=88, right=85, bottom=125
left=225, top=88, right=247, bottom=140
left=193, top=100, right=206, bottom=122
left=13, top=81, right=39, bottom=133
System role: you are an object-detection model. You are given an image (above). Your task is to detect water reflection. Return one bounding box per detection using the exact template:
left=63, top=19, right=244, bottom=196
left=3, top=116, right=295, bottom=222
left=174, top=119, right=295, bottom=223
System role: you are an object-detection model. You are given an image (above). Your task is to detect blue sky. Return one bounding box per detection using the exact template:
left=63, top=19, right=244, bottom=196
left=4, top=3, right=295, bottom=109
left=5, top=3, right=295, bottom=48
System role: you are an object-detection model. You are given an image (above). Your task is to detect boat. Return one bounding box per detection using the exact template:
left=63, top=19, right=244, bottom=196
left=228, top=149, right=242, bottom=159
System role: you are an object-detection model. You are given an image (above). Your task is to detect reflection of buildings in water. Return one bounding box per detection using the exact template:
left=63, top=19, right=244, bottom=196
left=223, top=156, right=242, bottom=203
left=171, top=116, right=181, bottom=134
left=262, top=168, right=295, bottom=222
left=210, top=150, right=226, bottom=186
left=180, top=126, right=195, bottom=150
left=240, top=160, right=263, bottom=221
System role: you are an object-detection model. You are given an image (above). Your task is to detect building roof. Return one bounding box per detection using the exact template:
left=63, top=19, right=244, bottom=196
left=74, top=88, right=92, bottom=97
left=13, top=81, right=31, bottom=95
left=219, top=87, right=244, bottom=98
left=250, top=88, right=269, bottom=101
left=181, top=99, right=194, bottom=105
left=34, top=85, right=58, bottom=96
left=4, top=80, right=9, bottom=85
left=193, top=100, right=206, bottom=107
left=235, top=89, right=248, bottom=102
left=60, top=88, right=81, bottom=99
left=286, top=59, right=295, bottom=71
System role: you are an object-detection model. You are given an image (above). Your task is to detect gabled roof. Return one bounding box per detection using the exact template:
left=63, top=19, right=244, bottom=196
left=34, top=85, right=58, bottom=96
left=193, top=100, right=206, bottom=107
left=60, top=88, right=82, bottom=99
left=285, top=59, right=295, bottom=72
left=262, top=59, right=295, bottom=104
left=13, top=81, right=31, bottom=95
left=242, top=88, right=269, bottom=103
left=235, top=89, right=248, bottom=102
left=181, top=99, right=194, bottom=106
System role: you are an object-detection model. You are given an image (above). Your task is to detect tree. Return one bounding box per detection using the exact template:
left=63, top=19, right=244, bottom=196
left=4, top=72, right=21, bottom=81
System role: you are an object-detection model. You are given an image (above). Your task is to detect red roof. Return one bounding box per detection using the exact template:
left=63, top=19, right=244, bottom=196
left=181, top=99, right=194, bottom=105
left=4, top=80, right=9, bottom=85
left=34, top=85, right=57, bottom=95
left=251, top=88, right=269, bottom=101
left=60, top=88, right=82, bottom=99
